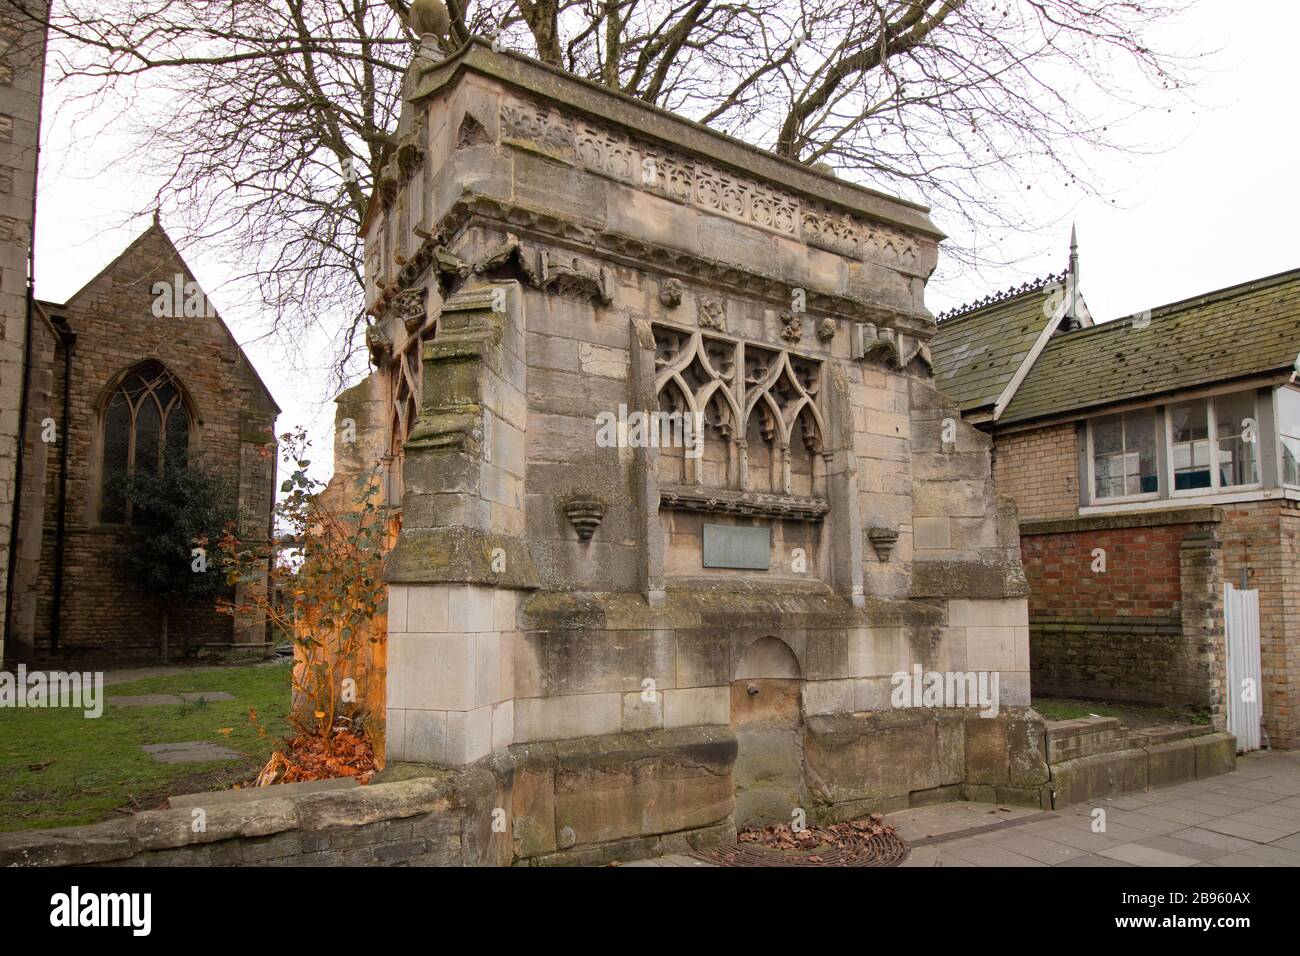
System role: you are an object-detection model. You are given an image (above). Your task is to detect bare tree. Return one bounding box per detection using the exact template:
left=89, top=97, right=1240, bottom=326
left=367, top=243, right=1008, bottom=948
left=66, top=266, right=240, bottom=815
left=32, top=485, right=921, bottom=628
left=19, top=0, right=1196, bottom=384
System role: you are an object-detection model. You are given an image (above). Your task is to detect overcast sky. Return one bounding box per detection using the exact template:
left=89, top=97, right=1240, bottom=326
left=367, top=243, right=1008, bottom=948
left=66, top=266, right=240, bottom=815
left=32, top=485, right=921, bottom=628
left=31, top=1, right=1300, bottom=481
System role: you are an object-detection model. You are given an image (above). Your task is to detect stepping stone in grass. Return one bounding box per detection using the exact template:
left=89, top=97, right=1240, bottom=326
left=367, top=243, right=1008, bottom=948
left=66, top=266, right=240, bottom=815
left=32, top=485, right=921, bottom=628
left=112, top=694, right=184, bottom=707
left=141, top=742, right=244, bottom=764
left=111, top=691, right=236, bottom=707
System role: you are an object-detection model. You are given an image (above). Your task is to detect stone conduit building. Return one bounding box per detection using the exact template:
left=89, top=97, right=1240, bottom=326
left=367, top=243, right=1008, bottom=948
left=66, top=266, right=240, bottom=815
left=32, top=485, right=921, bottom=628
left=345, top=38, right=1049, bottom=864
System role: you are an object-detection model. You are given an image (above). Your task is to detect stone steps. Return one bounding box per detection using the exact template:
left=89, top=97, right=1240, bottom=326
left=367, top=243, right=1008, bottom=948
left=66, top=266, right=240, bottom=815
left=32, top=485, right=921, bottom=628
left=1043, top=715, right=1236, bottom=808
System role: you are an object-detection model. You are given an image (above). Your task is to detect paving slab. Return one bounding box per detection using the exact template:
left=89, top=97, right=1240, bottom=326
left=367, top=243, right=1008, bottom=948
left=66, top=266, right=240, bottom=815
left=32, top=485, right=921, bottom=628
left=1132, top=834, right=1235, bottom=862
left=1055, top=854, right=1136, bottom=867
left=1102, top=809, right=1185, bottom=836
left=1099, top=843, right=1198, bottom=867
left=1168, top=826, right=1258, bottom=853
left=140, top=741, right=244, bottom=764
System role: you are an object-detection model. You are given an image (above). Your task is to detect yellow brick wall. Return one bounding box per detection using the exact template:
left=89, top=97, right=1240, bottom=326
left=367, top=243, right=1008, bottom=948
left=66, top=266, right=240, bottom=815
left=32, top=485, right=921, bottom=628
left=991, top=423, right=1079, bottom=520
left=1219, top=500, right=1300, bottom=750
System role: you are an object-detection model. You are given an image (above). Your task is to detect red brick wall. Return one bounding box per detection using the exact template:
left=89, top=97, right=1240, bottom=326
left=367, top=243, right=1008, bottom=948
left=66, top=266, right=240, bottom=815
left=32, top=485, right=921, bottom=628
left=1020, top=514, right=1223, bottom=710
left=1022, top=524, right=1183, bottom=619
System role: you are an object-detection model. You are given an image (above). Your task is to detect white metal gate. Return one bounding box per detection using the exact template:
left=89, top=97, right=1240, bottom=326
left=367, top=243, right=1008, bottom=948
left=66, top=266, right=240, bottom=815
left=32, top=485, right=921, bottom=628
left=1224, top=583, right=1262, bottom=752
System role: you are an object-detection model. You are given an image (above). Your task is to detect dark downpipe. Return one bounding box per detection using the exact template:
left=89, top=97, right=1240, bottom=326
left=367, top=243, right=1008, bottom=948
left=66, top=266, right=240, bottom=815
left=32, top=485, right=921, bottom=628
left=49, top=318, right=74, bottom=655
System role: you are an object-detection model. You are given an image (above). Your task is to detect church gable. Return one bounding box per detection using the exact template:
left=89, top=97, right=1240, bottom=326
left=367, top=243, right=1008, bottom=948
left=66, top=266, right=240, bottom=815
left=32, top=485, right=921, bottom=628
left=51, top=220, right=279, bottom=415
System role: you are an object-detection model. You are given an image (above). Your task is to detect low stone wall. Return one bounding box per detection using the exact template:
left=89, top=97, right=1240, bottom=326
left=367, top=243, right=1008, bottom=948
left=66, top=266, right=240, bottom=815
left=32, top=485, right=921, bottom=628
left=0, top=769, right=507, bottom=868
left=0, top=711, right=1244, bottom=865
left=508, top=726, right=736, bottom=866
left=805, top=707, right=1052, bottom=815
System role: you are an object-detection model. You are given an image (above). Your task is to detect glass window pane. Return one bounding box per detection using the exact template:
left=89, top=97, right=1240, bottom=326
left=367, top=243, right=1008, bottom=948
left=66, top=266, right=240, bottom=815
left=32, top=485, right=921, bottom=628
left=1279, top=388, right=1300, bottom=438
left=164, top=403, right=189, bottom=469
left=1214, top=391, right=1258, bottom=487
left=1170, top=400, right=1212, bottom=490
left=135, top=396, right=161, bottom=475
left=1170, top=400, right=1208, bottom=443
left=1283, top=436, right=1300, bottom=486
left=1092, top=409, right=1157, bottom=499
left=101, top=393, right=131, bottom=522
left=1276, top=389, right=1300, bottom=487
left=1125, top=408, right=1158, bottom=493
left=1092, top=414, right=1122, bottom=456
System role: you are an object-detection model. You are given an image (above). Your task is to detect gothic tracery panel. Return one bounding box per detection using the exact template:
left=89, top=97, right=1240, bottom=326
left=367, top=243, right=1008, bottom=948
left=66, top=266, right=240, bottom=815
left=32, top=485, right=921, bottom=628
left=651, top=324, right=827, bottom=498
left=386, top=288, right=437, bottom=508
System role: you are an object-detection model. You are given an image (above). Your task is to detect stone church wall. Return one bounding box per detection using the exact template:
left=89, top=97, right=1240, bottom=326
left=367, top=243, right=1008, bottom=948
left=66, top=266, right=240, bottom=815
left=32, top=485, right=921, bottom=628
left=16, top=225, right=278, bottom=659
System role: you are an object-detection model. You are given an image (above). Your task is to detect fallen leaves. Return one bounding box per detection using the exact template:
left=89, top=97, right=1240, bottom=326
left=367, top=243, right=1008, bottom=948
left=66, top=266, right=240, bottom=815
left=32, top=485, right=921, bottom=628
left=737, top=814, right=894, bottom=852
left=252, top=727, right=377, bottom=787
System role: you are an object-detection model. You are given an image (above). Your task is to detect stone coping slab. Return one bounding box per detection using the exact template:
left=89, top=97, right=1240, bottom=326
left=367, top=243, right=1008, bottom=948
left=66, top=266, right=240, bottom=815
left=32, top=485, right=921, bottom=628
left=1020, top=506, right=1224, bottom=536
left=0, top=772, right=467, bottom=867
left=169, top=778, right=358, bottom=809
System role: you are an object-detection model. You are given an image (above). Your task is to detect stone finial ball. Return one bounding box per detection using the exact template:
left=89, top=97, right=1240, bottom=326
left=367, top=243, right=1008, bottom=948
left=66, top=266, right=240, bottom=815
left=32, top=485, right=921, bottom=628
left=409, top=0, right=450, bottom=38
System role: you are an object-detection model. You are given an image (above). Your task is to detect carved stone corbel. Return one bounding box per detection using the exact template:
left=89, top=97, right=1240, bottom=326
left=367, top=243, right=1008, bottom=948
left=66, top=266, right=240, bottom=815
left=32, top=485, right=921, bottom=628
left=659, top=278, right=683, bottom=308
left=867, top=527, right=900, bottom=562
left=564, top=499, right=606, bottom=541
left=390, top=287, right=427, bottom=333
left=365, top=322, right=393, bottom=367
left=540, top=249, right=613, bottom=304
left=780, top=310, right=803, bottom=343
left=698, top=297, right=726, bottom=331
left=474, top=233, right=542, bottom=287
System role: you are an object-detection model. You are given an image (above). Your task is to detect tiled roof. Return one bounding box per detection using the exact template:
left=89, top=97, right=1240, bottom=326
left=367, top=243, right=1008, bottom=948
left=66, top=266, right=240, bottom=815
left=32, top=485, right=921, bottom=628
left=931, top=274, right=1065, bottom=413
left=1000, top=268, right=1300, bottom=425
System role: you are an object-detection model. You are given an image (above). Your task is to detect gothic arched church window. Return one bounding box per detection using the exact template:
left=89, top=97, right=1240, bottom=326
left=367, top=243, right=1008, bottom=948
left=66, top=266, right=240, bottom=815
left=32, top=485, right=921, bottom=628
left=98, top=362, right=193, bottom=523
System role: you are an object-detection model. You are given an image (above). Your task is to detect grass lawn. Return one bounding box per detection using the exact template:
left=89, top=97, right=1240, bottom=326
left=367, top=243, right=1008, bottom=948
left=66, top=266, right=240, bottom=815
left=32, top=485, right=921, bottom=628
left=1032, top=696, right=1207, bottom=728
left=0, top=661, right=292, bottom=833
left=1032, top=698, right=1117, bottom=721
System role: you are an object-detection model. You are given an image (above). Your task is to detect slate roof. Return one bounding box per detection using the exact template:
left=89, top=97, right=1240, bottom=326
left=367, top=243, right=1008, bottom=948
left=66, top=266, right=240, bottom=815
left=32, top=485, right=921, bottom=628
left=931, top=274, right=1066, bottom=414
left=1000, top=268, right=1300, bottom=425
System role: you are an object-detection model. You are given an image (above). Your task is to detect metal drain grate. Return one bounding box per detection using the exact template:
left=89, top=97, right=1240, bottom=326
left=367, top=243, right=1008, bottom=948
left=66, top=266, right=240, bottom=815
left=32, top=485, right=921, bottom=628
left=690, top=829, right=909, bottom=867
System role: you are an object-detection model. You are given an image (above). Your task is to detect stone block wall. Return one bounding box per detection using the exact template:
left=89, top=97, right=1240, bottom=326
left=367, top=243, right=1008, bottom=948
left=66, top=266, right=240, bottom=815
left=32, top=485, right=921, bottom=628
left=0, top=771, right=509, bottom=868
left=0, top=1, right=47, bottom=664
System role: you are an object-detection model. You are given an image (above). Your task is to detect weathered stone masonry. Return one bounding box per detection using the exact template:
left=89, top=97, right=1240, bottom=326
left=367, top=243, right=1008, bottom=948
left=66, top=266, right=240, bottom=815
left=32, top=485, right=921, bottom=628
left=0, top=1, right=48, bottom=663
left=354, top=38, right=1049, bottom=864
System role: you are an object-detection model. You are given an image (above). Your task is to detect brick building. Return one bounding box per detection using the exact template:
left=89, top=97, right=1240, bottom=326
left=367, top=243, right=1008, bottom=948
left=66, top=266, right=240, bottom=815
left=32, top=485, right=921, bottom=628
left=934, top=245, right=1300, bottom=749
left=2, top=221, right=281, bottom=663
